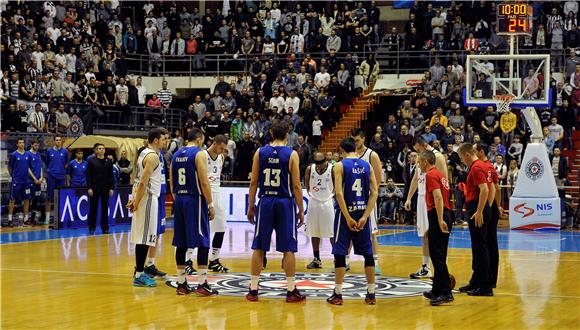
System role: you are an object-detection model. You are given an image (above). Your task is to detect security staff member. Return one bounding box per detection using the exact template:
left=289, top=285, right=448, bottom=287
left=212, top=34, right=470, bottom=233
left=419, top=150, right=454, bottom=306
left=457, top=143, right=493, bottom=296
left=86, top=143, right=114, bottom=235
left=475, top=143, right=504, bottom=289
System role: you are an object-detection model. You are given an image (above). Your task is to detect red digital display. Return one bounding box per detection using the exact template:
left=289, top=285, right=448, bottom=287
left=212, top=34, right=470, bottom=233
left=497, top=3, right=533, bottom=35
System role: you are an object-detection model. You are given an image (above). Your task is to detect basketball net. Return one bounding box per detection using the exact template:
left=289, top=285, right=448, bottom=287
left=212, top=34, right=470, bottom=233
left=493, top=94, right=515, bottom=113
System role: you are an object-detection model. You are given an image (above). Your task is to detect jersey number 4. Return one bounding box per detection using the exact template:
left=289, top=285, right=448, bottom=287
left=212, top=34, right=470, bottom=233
left=263, top=168, right=281, bottom=187
left=351, top=178, right=362, bottom=197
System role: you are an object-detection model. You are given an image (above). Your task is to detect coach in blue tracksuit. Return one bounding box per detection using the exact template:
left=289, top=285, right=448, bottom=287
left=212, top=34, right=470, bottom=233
left=45, top=136, right=69, bottom=224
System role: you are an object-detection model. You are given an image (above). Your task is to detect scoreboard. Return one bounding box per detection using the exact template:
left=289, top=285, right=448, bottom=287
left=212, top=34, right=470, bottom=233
left=497, top=2, right=533, bottom=35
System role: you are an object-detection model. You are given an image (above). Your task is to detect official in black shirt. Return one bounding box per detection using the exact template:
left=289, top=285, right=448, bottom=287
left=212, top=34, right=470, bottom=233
left=86, top=143, right=114, bottom=234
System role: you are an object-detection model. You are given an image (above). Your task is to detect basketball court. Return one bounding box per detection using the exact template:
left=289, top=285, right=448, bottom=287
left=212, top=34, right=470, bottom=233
left=1, top=223, right=579, bottom=329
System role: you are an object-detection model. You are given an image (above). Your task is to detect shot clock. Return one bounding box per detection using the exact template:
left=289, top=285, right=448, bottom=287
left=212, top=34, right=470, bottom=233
left=497, top=2, right=533, bottom=35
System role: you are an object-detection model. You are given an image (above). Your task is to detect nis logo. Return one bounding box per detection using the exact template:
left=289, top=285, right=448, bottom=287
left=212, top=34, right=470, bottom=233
left=514, top=203, right=552, bottom=218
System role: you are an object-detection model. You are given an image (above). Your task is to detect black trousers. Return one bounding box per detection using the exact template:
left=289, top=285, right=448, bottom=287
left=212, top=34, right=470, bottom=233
left=427, top=208, right=453, bottom=296
left=467, top=201, right=492, bottom=290
left=88, top=189, right=110, bottom=231
left=488, top=202, right=500, bottom=287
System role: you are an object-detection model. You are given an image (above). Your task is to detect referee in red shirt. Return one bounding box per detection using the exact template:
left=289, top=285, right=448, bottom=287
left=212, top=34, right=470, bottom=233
left=418, top=150, right=454, bottom=306
left=457, top=143, right=493, bottom=296
left=475, top=143, right=505, bottom=289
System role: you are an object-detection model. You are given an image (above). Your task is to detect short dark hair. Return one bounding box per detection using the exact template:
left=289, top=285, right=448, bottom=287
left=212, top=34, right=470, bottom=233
left=31, top=139, right=39, bottom=145
left=475, top=142, right=488, bottom=153
left=17, top=138, right=24, bottom=143
left=148, top=127, right=165, bottom=143
left=187, top=127, right=204, bottom=142
left=340, top=137, right=356, bottom=153
left=413, top=136, right=427, bottom=146
left=213, top=134, right=227, bottom=145
left=351, top=128, right=365, bottom=138
left=420, top=150, right=436, bottom=165
left=270, top=122, right=288, bottom=140
left=93, top=143, right=102, bottom=149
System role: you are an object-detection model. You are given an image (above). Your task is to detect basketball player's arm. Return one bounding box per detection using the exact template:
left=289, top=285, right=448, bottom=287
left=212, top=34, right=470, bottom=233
left=404, top=169, right=418, bottom=210
left=128, top=153, right=159, bottom=212
left=435, top=153, right=449, bottom=180
left=169, top=163, right=175, bottom=200
left=358, top=166, right=379, bottom=230
left=494, top=182, right=505, bottom=216
left=432, top=188, right=449, bottom=234
left=487, top=182, right=495, bottom=206
left=195, top=151, right=215, bottom=220
left=290, top=151, right=304, bottom=227
left=472, top=182, right=488, bottom=228
left=247, top=150, right=260, bottom=224
left=304, top=165, right=311, bottom=195
left=332, top=163, right=357, bottom=230
left=369, top=151, right=382, bottom=185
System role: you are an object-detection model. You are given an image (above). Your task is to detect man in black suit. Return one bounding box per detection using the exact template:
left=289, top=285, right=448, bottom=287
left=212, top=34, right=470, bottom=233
left=86, top=143, right=114, bottom=235
left=403, top=151, right=418, bottom=224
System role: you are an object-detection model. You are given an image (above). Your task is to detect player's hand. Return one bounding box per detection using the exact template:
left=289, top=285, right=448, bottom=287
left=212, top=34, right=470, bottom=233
left=356, top=217, right=368, bottom=231
left=127, top=199, right=137, bottom=212
left=88, top=189, right=93, bottom=196
left=438, top=220, right=449, bottom=234
left=208, top=206, right=215, bottom=220
left=34, top=179, right=41, bottom=185
left=403, top=200, right=411, bottom=211
left=471, top=211, right=484, bottom=227
left=109, top=189, right=114, bottom=197
left=247, top=205, right=256, bottom=224
left=499, top=206, right=507, bottom=217
left=346, top=217, right=358, bottom=231
left=297, top=211, right=305, bottom=228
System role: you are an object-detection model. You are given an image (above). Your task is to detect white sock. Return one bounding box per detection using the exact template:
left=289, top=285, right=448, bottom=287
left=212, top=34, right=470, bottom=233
left=146, top=257, right=155, bottom=266
left=186, top=248, right=195, bottom=261
left=178, top=268, right=186, bottom=284
left=335, top=283, right=343, bottom=294
left=373, top=254, right=379, bottom=266
left=250, top=275, right=259, bottom=290
left=8, top=214, right=12, bottom=221
left=24, top=214, right=29, bottom=222
left=135, top=271, right=143, bottom=278
left=45, top=212, right=50, bottom=221
left=287, top=276, right=295, bottom=291
left=346, top=255, right=350, bottom=264
left=422, top=256, right=430, bottom=268
left=199, top=269, right=208, bottom=284
left=368, top=283, right=376, bottom=294
left=210, top=248, right=220, bottom=261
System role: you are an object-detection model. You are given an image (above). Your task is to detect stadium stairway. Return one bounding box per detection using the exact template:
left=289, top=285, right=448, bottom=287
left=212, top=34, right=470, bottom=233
left=319, top=91, right=377, bottom=153
left=563, top=124, right=580, bottom=208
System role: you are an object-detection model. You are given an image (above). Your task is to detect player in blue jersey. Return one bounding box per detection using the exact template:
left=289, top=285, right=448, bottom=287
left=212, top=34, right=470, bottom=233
left=327, top=137, right=379, bottom=306
left=7, top=138, right=32, bottom=227
left=27, top=139, right=44, bottom=225
left=144, top=130, right=170, bottom=279
left=170, top=128, right=217, bottom=296
left=66, top=150, right=88, bottom=187
left=246, top=122, right=306, bottom=303
left=45, top=136, right=68, bottom=224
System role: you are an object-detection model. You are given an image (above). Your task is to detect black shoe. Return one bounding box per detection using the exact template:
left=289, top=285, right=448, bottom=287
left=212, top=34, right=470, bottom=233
left=467, top=288, right=493, bottom=296
left=208, top=259, right=230, bottom=273
left=144, top=264, right=167, bottom=278
left=185, top=260, right=197, bottom=275
left=89, top=230, right=95, bottom=235
left=430, top=294, right=454, bottom=306
left=102, top=229, right=109, bottom=234
left=458, top=284, right=476, bottom=293
left=423, top=290, right=435, bottom=300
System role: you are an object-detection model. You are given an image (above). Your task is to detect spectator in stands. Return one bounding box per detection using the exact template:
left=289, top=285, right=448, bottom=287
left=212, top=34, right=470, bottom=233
left=157, top=80, right=172, bottom=110
left=28, top=103, right=46, bottom=133
left=379, top=178, right=403, bottom=224
left=548, top=116, right=565, bottom=149
left=117, top=150, right=132, bottom=185
left=480, top=106, right=499, bottom=144
left=398, top=124, right=413, bottom=149
left=550, top=147, right=569, bottom=188
left=56, top=103, right=71, bottom=135
left=235, top=131, right=257, bottom=180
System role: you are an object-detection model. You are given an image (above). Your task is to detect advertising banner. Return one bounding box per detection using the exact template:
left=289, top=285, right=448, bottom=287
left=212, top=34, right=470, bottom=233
left=509, top=197, right=561, bottom=230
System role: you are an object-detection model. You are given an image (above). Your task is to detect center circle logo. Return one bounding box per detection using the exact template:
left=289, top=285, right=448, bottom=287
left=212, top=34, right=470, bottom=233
left=166, top=273, right=432, bottom=299
left=525, top=157, right=544, bottom=181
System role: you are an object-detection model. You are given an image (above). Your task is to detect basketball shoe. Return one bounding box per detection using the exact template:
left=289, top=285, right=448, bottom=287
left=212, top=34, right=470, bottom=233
left=286, top=288, right=306, bottom=303
left=365, top=292, right=376, bottom=305
left=133, top=273, right=156, bottom=287
left=176, top=282, right=192, bottom=295
left=195, top=282, right=219, bottom=296
left=184, top=260, right=197, bottom=275
left=246, top=288, right=259, bottom=302
left=409, top=264, right=432, bottom=278
left=144, top=264, right=167, bottom=278
left=306, top=258, right=322, bottom=269
left=430, top=293, right=454, bottom=306
left=209, top=259, right=230, bottom=273
left=326, top=291, right=343, bottom=305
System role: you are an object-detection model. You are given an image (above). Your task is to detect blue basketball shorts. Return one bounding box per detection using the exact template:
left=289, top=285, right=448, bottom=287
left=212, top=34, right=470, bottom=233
left=332, top=210, right=373, bottom=256
left=10, top=182, right=31, bottom=202
left=251, top=197, right=298, bottom=253
left=172, top=194, right=209, bottom=249
left=157, top=194, right=166, bottom=235
left=47, top=175, right=66, bottom=200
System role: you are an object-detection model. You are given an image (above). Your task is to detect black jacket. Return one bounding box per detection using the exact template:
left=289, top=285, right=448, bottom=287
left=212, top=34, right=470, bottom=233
left=87, top=157, right=114, bottom=191
left=549, top=155, right=569, bottom=180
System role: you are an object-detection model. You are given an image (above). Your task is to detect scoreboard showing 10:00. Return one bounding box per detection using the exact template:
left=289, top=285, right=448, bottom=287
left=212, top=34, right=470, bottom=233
left=497, top=2, right=533, bottom=35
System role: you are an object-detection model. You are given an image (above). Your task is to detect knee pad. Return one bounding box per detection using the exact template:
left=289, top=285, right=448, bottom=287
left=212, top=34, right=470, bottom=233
left=197, top=247, right=209, bottom=266
left=334, top=255, right=346, bottom=268
left=364, top=255, right=375, bottom=268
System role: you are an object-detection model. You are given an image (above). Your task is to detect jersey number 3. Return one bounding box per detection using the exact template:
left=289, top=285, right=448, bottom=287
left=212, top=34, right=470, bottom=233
left=263, top=168, right=281, bottom=187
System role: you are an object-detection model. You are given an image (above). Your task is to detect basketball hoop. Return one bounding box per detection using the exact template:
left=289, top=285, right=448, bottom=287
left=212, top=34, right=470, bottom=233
left=493, top=94, right=515, bottom=113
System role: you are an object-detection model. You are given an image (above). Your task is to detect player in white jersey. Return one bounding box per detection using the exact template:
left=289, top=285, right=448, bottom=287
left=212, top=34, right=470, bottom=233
left=305, top=152, right=335, bottom=269
left=127, top=128, right=167, bottom=287
left=204, top=135, right=230, bottom=272
left=352, top=129, right=382, bottom=275
left=404, top=136, right=448, bottom=279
